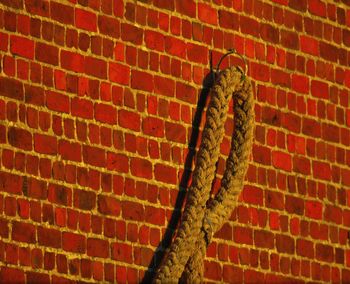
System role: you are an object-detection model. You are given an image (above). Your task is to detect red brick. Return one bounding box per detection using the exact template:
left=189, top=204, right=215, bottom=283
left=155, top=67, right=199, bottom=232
left=0, top=0, right=23, bottom=9
left=87, top=238, right=109, bottom=258
left=131, top=70, right=153, bottom=92
left=98, top=15, right=119, bottom=38
left=187, top=43, right=208, bottom=64
left=37, top=227, right=61, bottom=248
left=74, top=189, right=95, bottom=210
left=58, top=140, right=81, bottom=162
left=142, top=117, right=164, bottom=138
left=297, top=239, right=314, bottom=258
left=292, top=74, right=309, bottom=94
left=35, top=42, right=58, bottom=65
left=254, top=230, right=274, bottom=249
left=306, top=201, right=323, bottom=220
left=293, top=156, right=311, bottom=175
left=130, top=157, right=152, bottom=179
left=0, top=77, right=24, bottom=101
left=112, top=242, right=132, bottom=262
left=223, top=266, right=243, bottom=283
left=50, top=1, right=73, bottom=24
left=10, top=35, right=34, bottom=59
left=12, top=221, right=36, bottom=243
left=165, top=37, right=186, bottom=58
left=272, top=151, right=292, bottom=172
left=94, top=103, right=117, bottom=124
left=0, top=267, right=25, bottom=283
left=118, top=109, right=140, bottom=131
left=316, top=243, right=334, bottom=262
left=234, top=226, right=253, bottom=245
left=85, top=56, right=107, bottom=79
left=276, top=234, right=295, bottom=254
left=281, top=29, right=299, bottom=50
left=60, top=50, right=84, bottom=73
left=271, top=69, right=291, bottom=87
left=145, top=30, right=165, bottom=52
left=176, top=0, right=196, bottom=17
left=27, top=271, right=50, bottom=283
left=45, top=90, right=69, bottom=113
left=265, top=190, right=284, bottom=210
left=240, top=15, right=259, bottom=38
left=250, top=62, right=270, bottom=82
left=24, top=85, right=44, bottom=106
left=311, top=80, right=329, bottom=99
left=320, top=42, right=338, bottom=62
left=48, top=184, right=71, bottom=206
left=313, top=161, right=332, bottom=181
left=302, top=118, right=321, bottom=137
left=106, top=152, right=129, bottom=173
left=252, top=145, right=271, bottom=165
left=154, top=164, right=177, bottom=184
left=62, top=232, right=86, bottom=254
left=76, top=8, right=97, bottom=31
left=98, top=195, right=121, bottom=217
left=8, top=127, right=32, bottom=151
left=71, top=97, right=93, bottom=119
left=242, top=185, right=263, bottom=206
left=300, top=35, right=319, bottom=56
left=165, top=121, right=186, bottom=143
left=122, top=200, right=144, bottom=221
left=121, top=23, right=143, bottom=45
left=309, top=0, right=326, bottom=17
left=260, top=23, right=279, bottom=43
left=282, top=112, right=301, bottom=133
left=286, top=195, right=304, bottom=215
left=83, top=145, right=106, bottom=167
left=34, top=134, right=57, bottom=155
left=154, top=76, right=175, bottom=97
left=109, top=62, right=130, bottom=85
left=322, top=123, right=339, bottom=143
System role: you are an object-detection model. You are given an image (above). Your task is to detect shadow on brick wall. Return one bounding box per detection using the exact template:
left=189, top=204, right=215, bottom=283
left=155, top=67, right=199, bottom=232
left=142, top=72, right=215, bottom=283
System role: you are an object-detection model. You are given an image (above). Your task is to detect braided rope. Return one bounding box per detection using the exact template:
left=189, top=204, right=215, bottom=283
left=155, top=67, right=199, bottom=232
left=154, top=66, right=255, bottom=282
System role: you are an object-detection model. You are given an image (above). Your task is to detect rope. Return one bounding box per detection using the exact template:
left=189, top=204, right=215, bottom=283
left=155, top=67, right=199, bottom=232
left=153, top=66, right=255, bottom=283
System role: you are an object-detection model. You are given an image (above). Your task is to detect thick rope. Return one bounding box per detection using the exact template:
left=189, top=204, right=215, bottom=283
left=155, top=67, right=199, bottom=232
left=153, top=66, right=255, bottom=283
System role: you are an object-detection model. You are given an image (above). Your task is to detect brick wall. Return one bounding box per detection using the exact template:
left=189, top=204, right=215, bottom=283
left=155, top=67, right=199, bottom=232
left=0, top=0, right=350, bottom=282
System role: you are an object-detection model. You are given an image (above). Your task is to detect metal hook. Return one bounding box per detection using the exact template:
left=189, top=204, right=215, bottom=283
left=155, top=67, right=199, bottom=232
left=210, top=49, right=248, bottom=82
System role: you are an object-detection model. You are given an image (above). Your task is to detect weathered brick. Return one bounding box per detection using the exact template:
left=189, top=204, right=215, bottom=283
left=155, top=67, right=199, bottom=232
left=51, top=2, right=74, bottom=25
left=87, top=238, right=109, bottom=258
left=12, top=221, right=36, bottom=243
left=0, top=77, right=24, bottom=100
left=8, top=127, right=32, bottom=151
left=131, top=70, right=153, bottom=92
left=130, top=157, right=152, bottom=179
left=0, top=267, right=25, bottom=283
left=286, top=195, right=304, bottom=215
left=62, top=232, right=85, bottom=253
left=37, top=227, right=61, bottom=248
left=312, top=161, right=332, bottom=181
left=297, top=239, right=314, bottom=258
left=35, top=42, right=58, bottom=65
left=109, top=62, right=130, bottom=85
left=74, top=189, right=95, bottom=210
left=118, top=109, right=140, bottom=131
left=121, top=23, right=143, bottom=45
left=94, top=103, right=117, bottom=124
left=76, top=8, right=97, bottom=31
left=98, top=195, right=121, bottom=217
left=154, top=164, right=177, bottom=184
left=98, top=15, right=119, bottom=38
left=122, top=200, right=144, bottom=221
left=10, top=35, right=34, bottom=59
left=83, top=145, right=105, bottom=167
left=34, top=134, right=57, bottom=155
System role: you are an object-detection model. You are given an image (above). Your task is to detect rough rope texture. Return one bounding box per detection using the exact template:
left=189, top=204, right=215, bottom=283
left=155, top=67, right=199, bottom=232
left=153, top=66, right=255, bottom=283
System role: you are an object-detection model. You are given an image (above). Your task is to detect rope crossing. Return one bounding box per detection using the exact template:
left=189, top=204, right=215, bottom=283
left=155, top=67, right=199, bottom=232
left=153, top=65, right=255, bottom=283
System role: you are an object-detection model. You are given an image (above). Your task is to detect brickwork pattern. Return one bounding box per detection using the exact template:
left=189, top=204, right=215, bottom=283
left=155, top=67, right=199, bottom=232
left=0, top=0, right=349, bottom=282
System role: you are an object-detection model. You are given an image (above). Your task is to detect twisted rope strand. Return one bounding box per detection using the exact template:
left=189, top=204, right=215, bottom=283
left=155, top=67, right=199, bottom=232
left=154, top=67, right=254, bottom=283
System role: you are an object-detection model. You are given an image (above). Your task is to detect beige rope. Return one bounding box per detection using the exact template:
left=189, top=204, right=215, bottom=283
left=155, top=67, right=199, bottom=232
left=154, top=66, right=255, bottom=283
